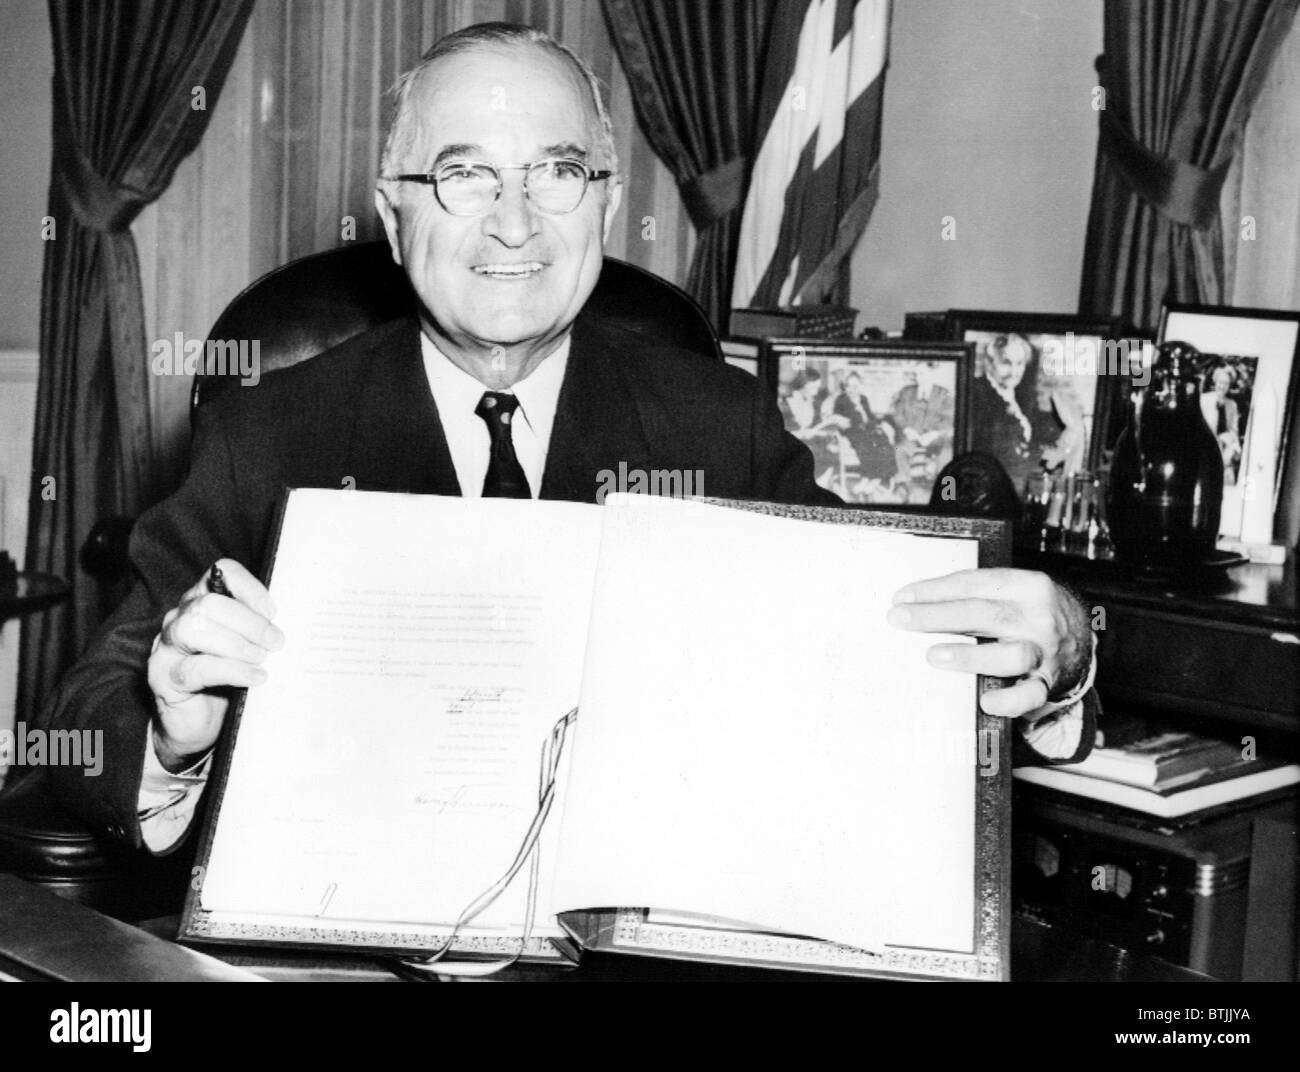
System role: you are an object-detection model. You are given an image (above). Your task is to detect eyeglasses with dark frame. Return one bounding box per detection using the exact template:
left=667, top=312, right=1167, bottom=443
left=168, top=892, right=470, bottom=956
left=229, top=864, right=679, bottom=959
left=383, top=157, right=614, bottom=216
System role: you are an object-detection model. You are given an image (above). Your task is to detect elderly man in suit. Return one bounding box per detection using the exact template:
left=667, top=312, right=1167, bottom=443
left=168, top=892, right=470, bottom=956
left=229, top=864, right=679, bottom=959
left=889, top=361, right=955, bottom=499
left=39, top=22, right=1095, bottom=854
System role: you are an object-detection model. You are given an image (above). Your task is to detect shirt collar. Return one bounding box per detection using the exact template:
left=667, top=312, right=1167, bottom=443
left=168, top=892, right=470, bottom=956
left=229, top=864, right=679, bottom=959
left=419, top=331, right=570, bottom=439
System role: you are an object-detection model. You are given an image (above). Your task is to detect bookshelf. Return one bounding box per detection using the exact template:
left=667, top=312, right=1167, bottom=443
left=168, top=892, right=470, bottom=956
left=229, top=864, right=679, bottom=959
left=1011, top=544, right=1299, bottom=979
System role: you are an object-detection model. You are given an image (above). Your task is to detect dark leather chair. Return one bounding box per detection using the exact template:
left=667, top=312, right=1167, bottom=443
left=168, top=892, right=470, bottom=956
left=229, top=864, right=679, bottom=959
left=0, top=772, right=193, bottom=921
left=0, top=242, right=721, bottom=920
left=195, top=241, right=720, bottom=409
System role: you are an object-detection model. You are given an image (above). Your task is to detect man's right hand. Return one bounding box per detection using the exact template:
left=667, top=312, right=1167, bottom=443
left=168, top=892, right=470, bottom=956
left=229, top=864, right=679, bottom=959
left=146, top=559, right=283, bottom=772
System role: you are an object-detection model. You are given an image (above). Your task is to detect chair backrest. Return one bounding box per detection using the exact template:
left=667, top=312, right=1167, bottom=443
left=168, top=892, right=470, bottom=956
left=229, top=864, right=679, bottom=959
left=195, top=241, right=720, bottom=410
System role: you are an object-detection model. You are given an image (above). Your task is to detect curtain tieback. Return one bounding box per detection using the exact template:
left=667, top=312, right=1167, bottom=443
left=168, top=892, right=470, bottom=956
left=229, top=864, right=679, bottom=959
left=1098, top=106, right=1229, bottom=230
left=53, top=125, right=159, bottom=233
left=679, top=156, right=748, bottom=231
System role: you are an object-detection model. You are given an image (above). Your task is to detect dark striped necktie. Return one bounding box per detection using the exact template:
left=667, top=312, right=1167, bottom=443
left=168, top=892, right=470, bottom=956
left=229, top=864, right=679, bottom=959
left=475, top=391, right=532, bottom=499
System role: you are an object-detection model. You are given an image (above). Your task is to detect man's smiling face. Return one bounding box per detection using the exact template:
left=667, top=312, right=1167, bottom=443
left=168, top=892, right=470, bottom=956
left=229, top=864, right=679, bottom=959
left=376, top=43, right=621, bottom=381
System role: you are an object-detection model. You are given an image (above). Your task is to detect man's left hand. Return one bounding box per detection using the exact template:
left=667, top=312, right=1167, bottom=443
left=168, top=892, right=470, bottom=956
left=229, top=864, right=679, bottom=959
left=887, top=568, right=1091, bottom=718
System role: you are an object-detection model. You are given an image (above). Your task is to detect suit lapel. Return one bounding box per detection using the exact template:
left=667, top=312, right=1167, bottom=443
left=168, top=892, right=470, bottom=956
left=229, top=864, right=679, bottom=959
left=345, top=318, right=462, bottom=496
left=540, top=318, right=653, bottom=504
left=340, top=315, right=652, bottom=504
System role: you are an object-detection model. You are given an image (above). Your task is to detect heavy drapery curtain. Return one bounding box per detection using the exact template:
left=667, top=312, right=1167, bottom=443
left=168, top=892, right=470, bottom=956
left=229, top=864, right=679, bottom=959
left=1078, top=0, right=1299, bottom=332
left=20, top=0, right=254, bottom=719
left=1221, top=16, right=1300, bottom=547
left=1222, top=13, right=1300, bottom=313
left=601, top=0, right=776, bottom=328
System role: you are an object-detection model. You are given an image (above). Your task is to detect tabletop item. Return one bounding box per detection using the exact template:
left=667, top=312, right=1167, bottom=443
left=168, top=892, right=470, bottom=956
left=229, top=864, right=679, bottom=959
left=1107, top=341, right=1224, bottom=573
left=0, top=570, right=70, bottom=621
left=0, top=551, right=17, bottom=598
left=0, top=873, right=261, bottom=981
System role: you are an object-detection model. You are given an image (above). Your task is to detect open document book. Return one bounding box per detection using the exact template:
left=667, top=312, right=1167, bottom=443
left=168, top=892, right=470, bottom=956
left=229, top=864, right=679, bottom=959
left=181, top=491, right=1010, bottom=980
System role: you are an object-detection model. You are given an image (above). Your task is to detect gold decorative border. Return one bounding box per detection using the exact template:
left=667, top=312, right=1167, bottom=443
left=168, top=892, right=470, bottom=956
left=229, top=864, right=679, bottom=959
left=184, top=910, right=567, bottom=960
left=607, top=910, right=1001, bottom=980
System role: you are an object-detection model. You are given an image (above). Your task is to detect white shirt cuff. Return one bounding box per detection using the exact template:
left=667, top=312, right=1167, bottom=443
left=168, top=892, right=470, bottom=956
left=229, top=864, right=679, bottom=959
left=137, top=725, right=212, bottom=853
left=1018, top=698, right=1085, bottom=760
left=1016, top=638, right=1096, bottom=761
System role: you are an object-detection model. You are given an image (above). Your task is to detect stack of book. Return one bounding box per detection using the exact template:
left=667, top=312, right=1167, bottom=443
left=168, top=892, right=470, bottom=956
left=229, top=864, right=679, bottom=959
left=729, top=305, right=858, bottom=340
left=722, top=305, right=860, bottom=378
left=1013, top=731, right=1300, bottom=819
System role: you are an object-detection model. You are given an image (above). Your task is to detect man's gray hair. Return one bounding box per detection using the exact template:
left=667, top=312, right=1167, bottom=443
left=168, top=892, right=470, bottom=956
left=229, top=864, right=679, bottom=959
left=379, top=22, right=618, bottom=180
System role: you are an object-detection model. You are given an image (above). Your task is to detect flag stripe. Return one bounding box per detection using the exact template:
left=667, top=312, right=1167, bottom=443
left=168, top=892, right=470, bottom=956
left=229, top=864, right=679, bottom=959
left=792, top=68, right=886, bottom=300
left=848, top=0, right=888, bottom=100
left=731, top=0, right=819, bottom=306
left=732, top=0, right=890, bottom=309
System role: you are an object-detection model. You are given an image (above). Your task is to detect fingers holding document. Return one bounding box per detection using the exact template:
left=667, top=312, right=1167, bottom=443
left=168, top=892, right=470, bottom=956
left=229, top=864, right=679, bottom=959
left=147, top=559, right=283, bottom=770
left=886, top=568, right=1091, bottom=720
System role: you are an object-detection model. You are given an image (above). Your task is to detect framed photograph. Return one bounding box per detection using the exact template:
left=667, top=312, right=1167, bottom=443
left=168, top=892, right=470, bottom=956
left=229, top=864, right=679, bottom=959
left=946, top=312, right=1125, bottom=500
left=1159, top=303, right=1300, bottom=542
left=762, top=338, right=972, bottom=506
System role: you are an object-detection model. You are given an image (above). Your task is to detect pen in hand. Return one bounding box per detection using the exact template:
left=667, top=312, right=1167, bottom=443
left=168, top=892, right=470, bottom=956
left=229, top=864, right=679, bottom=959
left=207, top=563, right=232, bottom=598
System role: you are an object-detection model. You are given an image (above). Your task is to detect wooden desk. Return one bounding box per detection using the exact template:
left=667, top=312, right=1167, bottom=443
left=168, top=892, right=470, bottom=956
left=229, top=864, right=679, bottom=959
left=1018, top=546, right=1299, bottom=733
left=0, top=875, right=1208, bottom=982
left=0, top=873, right=260, bottom=982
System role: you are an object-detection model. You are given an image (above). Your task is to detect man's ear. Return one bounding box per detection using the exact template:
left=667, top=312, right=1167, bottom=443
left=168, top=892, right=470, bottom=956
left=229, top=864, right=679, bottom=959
left=601, top=178, right=623, bottom=243
left=374, top=185, right=404, bottom=266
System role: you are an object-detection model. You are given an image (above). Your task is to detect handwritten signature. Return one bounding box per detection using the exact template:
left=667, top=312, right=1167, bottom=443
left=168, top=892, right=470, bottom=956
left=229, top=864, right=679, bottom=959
left=445, top=686, right=508, bottom=715
left=414, top=783, right=503, bottom=814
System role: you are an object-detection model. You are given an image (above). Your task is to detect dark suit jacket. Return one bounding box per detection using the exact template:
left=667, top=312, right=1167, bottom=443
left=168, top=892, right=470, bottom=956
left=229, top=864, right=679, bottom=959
left=38, top=313, right=839, bottom=848
left=889, top=384, right=954, bottom=452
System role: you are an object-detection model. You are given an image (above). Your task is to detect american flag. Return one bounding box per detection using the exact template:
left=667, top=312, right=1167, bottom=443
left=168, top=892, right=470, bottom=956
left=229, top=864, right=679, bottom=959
left=732, top=0, right=890, bottom=308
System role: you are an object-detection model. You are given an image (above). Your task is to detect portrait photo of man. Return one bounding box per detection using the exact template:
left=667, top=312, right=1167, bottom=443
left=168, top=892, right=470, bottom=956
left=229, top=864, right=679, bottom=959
left=1199, top=357, right=1258, bottom=486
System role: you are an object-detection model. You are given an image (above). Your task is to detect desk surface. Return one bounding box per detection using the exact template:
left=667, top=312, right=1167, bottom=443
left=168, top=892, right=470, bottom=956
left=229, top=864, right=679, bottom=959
left=0, top=873, right=261, bottom=982
left=0, top=876, right=1209, bottom=982
left=1018, top=544, right=1297, bottom=630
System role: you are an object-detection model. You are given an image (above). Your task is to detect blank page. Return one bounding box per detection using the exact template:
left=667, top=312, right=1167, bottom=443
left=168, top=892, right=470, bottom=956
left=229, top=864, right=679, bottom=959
left=552, top=495, right=979, bottom=953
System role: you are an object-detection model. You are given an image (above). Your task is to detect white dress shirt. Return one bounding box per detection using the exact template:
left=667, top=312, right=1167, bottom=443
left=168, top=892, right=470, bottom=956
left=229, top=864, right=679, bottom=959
left=420, top=332, right=569, bottom=498
left=138, top=727, right=213, bottom=852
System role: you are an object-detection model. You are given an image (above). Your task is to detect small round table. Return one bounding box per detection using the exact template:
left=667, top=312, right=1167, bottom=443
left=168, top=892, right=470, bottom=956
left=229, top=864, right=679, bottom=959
left=0, top=573, right=70, bottom=621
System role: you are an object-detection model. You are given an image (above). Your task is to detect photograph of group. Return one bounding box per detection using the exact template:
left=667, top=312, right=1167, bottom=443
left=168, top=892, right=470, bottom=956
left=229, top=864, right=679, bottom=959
left=764, top=317, right=1137, bottom=511
left=764, top=340, right=971, bottom=505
